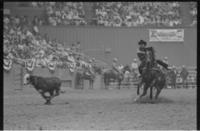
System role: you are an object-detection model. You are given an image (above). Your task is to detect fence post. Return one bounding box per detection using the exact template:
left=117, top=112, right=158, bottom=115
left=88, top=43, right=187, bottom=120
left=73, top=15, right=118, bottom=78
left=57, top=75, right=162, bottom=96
left=72, top=72, right=76, bottom=89
left=20, top=65, right=24, bottom=90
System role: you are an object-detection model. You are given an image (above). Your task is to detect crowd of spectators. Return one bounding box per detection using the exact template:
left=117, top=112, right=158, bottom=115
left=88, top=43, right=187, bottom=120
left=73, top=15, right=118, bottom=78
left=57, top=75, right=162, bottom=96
left=31, top=2, right=87, bottom=26
left=29, top=2, right=198, bottom=27
left=189, top=2, right=197, bottom=26
left=4, top=13, right=94, bottom=72
left=4, top=14, right=39, bottom=59
left=94, top=2, right=182, bottom=27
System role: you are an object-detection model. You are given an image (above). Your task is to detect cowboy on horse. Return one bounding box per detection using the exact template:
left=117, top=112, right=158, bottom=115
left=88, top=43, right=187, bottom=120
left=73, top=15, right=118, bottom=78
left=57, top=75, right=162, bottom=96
left=86, top=59, right=95, bottom=75
left=135, top=39, right=168, bottom=101
left=112, top=58, right=121, bottom=75
left=137, top=39, right=169, bottom=77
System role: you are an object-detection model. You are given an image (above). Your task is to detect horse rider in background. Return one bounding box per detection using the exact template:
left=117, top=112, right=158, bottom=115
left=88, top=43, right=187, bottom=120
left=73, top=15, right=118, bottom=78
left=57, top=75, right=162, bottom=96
left=91, top=58, right=96, bottom=67
left=86, top=59, right=95, bottom=75
left=137, top=39, right=169, bottom=77
left=118, top=64, right=124, bottom=73
left=112, top=58, right=120, bottom=75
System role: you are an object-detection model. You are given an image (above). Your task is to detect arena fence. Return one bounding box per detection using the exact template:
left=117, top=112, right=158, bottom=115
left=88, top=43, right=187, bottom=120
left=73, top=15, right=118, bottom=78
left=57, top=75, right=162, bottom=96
left=4, top=62, right=196, bottom=91
left=107, top=68, right=197, bottom=89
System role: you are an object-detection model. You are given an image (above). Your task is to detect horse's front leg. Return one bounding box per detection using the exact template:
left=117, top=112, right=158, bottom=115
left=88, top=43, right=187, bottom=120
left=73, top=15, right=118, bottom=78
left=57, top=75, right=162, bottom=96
left=149, top=80, right=156, bottom=100
left=134, top=83, right=148, bottom=102
left=137, top=78, right=142, bottom=95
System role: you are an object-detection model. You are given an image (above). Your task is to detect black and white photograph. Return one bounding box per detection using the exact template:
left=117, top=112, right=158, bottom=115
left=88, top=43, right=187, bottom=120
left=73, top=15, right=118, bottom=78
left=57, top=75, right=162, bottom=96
left=3, top=2, right=197, bottom=130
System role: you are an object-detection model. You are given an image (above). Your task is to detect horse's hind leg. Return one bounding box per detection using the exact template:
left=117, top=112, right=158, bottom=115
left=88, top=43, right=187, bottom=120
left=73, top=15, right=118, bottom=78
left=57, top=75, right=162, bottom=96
left=149, top=80, right=156, bottom=100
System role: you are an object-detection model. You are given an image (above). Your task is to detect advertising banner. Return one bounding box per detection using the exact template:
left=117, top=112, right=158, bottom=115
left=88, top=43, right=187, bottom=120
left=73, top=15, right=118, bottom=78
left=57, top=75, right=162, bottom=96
left=149, top=29, right=184, bottom=42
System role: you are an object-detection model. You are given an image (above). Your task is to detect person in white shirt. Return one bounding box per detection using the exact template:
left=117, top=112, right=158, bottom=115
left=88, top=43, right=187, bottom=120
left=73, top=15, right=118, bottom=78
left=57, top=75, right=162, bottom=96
left=112, top=58, right=120, bottom=74
left=118, top=64, right=124, bottom=71
left=131, top=58, right=138, bottom=76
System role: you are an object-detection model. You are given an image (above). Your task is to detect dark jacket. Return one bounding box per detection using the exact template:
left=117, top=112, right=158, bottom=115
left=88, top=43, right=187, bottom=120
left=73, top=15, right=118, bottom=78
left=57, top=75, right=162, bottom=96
left=137, top=47, right=147, bottom=62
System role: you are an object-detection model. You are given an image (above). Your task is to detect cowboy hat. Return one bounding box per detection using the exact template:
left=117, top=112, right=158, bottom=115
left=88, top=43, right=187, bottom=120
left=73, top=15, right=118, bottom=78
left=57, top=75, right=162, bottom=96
left=138, top=40, right=147, bottom=46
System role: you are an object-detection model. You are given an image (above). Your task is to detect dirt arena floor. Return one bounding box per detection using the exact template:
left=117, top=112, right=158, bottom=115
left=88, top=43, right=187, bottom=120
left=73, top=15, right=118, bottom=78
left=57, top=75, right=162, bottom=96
left=4, top=85, right=196, bottom=130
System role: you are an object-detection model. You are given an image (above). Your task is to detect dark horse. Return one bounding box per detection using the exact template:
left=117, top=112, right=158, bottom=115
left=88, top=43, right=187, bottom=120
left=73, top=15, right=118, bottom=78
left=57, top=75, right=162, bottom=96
left=135, top=47, right=166, bottom=101
left=103, top=68, right=124, bottom=89
left=75, top=68, right=95, bottom=89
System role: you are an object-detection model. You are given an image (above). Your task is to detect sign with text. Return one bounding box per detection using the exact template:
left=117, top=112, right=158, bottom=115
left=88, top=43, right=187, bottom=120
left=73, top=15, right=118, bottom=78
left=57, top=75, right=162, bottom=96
left=149, top=29, right=184, bottom=42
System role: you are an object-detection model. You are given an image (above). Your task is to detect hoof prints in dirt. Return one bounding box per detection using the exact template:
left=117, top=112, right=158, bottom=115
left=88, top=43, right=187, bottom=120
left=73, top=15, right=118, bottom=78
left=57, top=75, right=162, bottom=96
left=7, top=101, right=70, bottom=107
left=4, top=89, right=196, bottom=130
left=133, top=97, right=174, bottom=104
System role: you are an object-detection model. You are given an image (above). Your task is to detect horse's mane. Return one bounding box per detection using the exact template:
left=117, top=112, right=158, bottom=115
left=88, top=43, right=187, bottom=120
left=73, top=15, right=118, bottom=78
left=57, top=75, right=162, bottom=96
left=149, top=47, right=155, bottom=61
left=145, top=47, right=156, bottom=70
